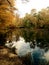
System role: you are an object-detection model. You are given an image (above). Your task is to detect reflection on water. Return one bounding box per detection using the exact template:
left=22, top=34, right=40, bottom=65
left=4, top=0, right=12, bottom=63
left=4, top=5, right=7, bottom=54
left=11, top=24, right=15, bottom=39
left=6, top=28, right=49, bottom=49
left=31, top=46, right=45, bottom=65
left=5, top=36, right=32, bottom=56
left=5, top=36, right=49, bottom=65
left=4, top=28, right=49, bottom=65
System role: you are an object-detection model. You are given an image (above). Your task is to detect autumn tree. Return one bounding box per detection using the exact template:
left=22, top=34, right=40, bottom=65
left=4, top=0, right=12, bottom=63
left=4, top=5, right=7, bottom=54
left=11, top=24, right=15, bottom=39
left=0, top=0, right=17, bottom=45
left=0, top=0, right=17, bottom=33
left=36, top=7, right=49, bottom=29
left=22, top=10, right=37, bottom=28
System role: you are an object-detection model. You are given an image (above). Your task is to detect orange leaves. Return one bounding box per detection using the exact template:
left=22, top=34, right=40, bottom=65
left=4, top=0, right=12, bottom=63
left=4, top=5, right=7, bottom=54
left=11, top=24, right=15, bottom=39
left=0, top=0, right=15, bottom=7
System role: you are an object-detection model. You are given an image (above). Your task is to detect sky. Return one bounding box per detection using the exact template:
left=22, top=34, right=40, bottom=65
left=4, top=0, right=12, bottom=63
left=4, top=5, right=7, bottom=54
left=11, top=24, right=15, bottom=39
left=15, top=0, right=49, bottom=17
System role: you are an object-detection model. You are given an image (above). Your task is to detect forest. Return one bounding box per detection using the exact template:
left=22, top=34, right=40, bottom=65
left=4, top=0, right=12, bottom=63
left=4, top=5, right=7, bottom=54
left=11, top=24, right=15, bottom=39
left=0, top=0, right=49, bottom=65
left=0, top=0, right=49, bottom=46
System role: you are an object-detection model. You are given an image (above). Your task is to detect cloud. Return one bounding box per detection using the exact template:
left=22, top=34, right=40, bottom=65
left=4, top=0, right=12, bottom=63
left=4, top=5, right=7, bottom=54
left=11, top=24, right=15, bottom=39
left=15, top=0, right=49, bottom=17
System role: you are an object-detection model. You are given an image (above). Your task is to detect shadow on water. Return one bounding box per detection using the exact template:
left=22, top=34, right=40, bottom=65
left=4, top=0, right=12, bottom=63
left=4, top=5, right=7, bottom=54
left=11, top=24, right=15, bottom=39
left=0, top=33, right=6, bottom=46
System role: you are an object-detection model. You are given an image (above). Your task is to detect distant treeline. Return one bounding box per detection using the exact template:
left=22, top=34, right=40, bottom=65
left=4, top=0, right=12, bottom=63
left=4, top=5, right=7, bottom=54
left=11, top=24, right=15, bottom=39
left=0, top=0, right=49, bottom=47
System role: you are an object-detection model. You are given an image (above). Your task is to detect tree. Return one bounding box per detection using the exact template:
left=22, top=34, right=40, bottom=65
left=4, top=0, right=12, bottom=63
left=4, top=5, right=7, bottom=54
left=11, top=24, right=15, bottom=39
left=0, top=0, right=15, bottom=6
left=31, top=9, right=37, bottom=16
left=0, top=0, right=17, bottom=45
left=37, top=8, right=49, bottom=29
left=0, top=0, right=17, bottom=32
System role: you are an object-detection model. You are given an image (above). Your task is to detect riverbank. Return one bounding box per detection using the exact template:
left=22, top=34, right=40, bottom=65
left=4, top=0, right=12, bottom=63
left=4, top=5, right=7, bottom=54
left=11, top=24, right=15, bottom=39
left=0, top=46, right=25, bottom=65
